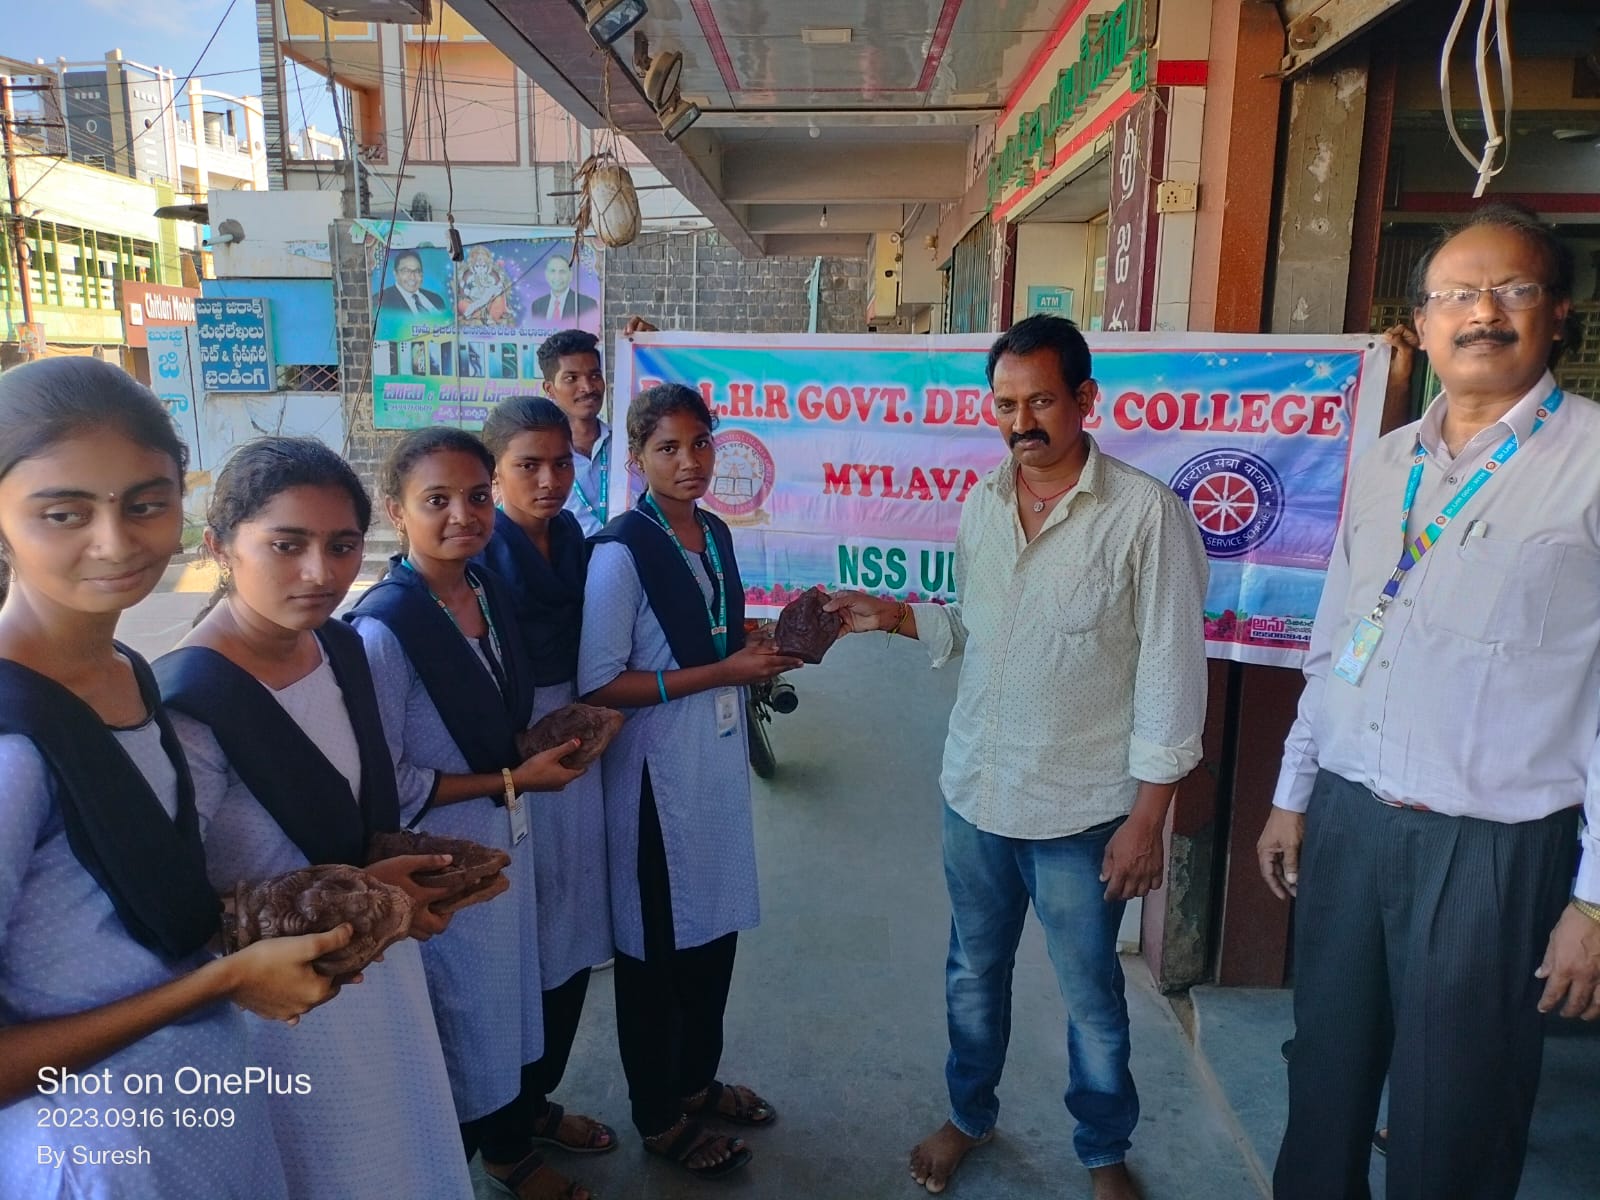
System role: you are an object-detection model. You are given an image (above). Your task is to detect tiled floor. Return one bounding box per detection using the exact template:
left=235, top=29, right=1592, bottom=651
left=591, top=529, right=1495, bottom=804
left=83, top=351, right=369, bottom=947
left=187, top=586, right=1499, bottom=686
left=1191, top=985, right=1600, bottom=1200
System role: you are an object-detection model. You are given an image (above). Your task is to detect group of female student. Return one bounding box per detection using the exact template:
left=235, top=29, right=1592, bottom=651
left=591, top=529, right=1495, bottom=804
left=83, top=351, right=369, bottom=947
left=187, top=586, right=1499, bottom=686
left=0, top=356, right=802, bottom=1200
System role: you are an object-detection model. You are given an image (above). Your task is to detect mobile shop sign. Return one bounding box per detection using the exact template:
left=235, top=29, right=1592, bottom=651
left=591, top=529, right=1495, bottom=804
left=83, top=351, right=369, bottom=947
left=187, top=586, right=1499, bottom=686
left=611, top=332, right=1388, bottom=668
left=357, top=219, right=602, bottom=430
left=121, top=282, right=200, bottom=348
left=194, top=298, right=275, bottom=393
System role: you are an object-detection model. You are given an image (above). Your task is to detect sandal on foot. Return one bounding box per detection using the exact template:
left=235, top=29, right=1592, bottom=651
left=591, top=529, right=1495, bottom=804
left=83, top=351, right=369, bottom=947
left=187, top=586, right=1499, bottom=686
left=643, top=1117, right=751, bottom=1179
left=483, top=1151, right=595, bottom=1200
left=685, top=1080, right=778, bottom=1127
left=530, top=1102, right=618, bottom=1155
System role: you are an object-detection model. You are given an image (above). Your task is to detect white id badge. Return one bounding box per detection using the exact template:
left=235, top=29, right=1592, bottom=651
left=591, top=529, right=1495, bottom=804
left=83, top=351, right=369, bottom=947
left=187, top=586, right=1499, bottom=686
left=1332, top=617, right=1384, bottom=685
left=507, top=790, right=530, bottom=845
left=714, top=688, right=739, bottom=738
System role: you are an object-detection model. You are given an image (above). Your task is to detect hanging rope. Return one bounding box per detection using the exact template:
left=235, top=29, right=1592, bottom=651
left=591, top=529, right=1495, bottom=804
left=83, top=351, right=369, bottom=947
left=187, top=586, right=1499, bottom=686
left=1440, top=0, right=1514, bottom=198
left=572, top=56, right=641, bottom=256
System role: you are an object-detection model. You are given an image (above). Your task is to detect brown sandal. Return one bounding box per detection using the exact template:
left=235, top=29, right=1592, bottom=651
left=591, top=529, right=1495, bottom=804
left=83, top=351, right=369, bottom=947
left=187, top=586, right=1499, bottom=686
left=684, top=1080, right=778, bottom=1127
left=643, top=1116, right=751, bottom=1179
left=483, top=1151, right=595, bottom=1200
left=530, top=1102, right=617, bottom=1155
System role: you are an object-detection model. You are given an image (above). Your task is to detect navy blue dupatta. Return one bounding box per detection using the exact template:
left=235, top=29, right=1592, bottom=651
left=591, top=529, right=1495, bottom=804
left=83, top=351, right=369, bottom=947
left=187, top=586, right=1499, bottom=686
left=477, top=508, right=587, bottom=686
left=590, top=497, right=746, bottom=670
left=0, top=646, right=220, bottom=960
left=346, top=556, right=533, bottom=784
left=154, top=620, right=401, bottom=866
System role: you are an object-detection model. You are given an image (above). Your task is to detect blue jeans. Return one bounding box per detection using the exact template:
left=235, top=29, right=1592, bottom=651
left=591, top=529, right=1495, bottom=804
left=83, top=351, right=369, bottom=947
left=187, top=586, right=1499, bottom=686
left=942, top=804, right=1138, bottom=1169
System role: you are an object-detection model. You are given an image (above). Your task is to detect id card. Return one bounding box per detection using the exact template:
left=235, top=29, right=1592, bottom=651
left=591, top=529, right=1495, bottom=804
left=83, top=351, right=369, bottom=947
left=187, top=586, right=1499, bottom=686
left=507, top=789, right=530, bottom=845
left=1333, top=617, right=1384, bottom=685
left=714, top=688, right=739, bottom=738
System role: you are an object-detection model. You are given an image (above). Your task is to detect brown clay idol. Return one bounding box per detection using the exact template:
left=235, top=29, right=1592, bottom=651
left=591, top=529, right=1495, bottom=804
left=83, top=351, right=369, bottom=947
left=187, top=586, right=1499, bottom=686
left=226, top=864, right=413, bottom=978
left=516, top=703, right=624, bottom=770
left=367, top=829, right=511, bottom=895
left=773, top=587, right=843, bottom=665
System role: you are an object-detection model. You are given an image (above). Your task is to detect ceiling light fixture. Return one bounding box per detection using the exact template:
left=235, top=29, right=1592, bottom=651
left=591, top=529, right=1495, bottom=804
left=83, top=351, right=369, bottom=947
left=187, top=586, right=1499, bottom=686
left=801, top=27, right=853, bottom=45
left=585, top=0, right=648, bottom=46
left=659, top=97, right=702, bottom=141
left=644, top=49, right=683, bottom=111
left=819, top=206, right=829, bottom=230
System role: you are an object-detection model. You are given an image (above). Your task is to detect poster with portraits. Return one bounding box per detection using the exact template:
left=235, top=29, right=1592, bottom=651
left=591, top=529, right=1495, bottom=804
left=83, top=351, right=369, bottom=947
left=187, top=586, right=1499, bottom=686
left=356, top=219, right=602, bottom=429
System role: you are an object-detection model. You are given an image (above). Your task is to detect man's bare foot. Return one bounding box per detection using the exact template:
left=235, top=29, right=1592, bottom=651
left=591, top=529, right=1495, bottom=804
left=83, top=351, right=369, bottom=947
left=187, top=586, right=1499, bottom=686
left=908, top=1121, right=993, bottom=1193
left=1090, top=1162, right=1140, bottom=1200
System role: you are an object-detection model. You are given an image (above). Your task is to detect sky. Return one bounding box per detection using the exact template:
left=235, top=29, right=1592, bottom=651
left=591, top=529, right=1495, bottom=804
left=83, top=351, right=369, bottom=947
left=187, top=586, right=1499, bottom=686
left=20, top=1, right=262, bottom=88
left=15, top=0, right=335, bottom=131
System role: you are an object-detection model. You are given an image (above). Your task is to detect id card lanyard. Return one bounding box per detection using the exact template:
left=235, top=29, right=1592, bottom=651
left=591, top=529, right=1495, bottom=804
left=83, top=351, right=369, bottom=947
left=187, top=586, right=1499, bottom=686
left=400, top=559, right=525, bottom=839
left=1333, top=388, right=1562, bottom=685
left=642, top=492, right=729, bottom=659
left=571, top=436, right=610, bottom=527
left=400, top=559, right=508, bottom=693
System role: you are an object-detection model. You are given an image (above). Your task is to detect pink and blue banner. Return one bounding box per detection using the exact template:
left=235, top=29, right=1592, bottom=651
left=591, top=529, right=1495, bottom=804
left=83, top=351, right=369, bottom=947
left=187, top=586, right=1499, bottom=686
left=611, top=333, right=1388, bottom=667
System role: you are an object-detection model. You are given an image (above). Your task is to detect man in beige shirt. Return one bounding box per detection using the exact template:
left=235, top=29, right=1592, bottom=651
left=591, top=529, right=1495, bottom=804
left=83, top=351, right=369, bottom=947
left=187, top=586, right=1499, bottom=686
left=829, top=315, right=1208, bottom=1200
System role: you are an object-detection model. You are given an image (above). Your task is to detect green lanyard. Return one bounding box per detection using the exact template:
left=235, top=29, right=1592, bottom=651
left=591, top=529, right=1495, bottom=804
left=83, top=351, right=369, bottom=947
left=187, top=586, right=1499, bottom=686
left=642, top=493, right=728, bottom=658
left=571, top=437, right=609, bottom=526
left=400, top=559, right=507, bottom=690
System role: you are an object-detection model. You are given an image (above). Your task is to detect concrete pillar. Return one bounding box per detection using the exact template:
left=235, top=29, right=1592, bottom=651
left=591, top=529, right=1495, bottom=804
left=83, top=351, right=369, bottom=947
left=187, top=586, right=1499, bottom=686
left=187, top=78, right=209, bottom=202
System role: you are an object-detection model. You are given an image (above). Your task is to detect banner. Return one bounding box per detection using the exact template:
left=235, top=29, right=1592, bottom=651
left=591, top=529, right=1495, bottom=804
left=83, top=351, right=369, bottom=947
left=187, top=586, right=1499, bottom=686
left=358, top=220, right=601, bottom=429
left=611, top=332, right=1389, bottom=667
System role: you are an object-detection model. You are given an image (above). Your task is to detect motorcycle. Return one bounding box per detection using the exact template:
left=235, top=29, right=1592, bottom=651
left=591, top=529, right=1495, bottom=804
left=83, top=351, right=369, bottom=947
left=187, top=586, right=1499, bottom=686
left=743, top=619, right=797, bottom=778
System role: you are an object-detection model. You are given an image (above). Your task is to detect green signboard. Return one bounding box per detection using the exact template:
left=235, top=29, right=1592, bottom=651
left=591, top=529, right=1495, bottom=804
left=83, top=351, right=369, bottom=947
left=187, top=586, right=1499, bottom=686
left=988, top=0, right=1148, bottom=209
left=1026, top=286, right=1075, bottom=317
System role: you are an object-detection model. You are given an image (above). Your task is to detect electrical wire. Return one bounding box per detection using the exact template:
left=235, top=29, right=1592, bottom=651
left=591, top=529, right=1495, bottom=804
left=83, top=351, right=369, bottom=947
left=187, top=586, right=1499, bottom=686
left=18, top=0, right=241, bottom=202
left=1440, top=0, right=1514, bottom=198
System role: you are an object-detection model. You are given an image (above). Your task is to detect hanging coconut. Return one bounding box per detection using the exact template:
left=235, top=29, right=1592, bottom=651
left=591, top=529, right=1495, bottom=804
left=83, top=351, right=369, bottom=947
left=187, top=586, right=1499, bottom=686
left=574, top=151, right=641, bottom=249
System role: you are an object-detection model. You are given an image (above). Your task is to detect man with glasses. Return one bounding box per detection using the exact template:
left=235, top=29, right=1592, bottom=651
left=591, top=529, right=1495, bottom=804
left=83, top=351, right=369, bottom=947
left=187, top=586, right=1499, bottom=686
left=1259, top=203, right=1600, bottom=1200
left=378, top=251, right=447, bottom=319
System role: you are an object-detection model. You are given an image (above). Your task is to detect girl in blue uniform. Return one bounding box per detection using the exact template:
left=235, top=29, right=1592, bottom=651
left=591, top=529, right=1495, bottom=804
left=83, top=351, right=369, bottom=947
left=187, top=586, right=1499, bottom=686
left=478, top=397, right=616, bottom=1161
left=347, top=428, right=593, bottom=1200
left=0, top=359, right=349, bottom=1200
left=579, top=383, right=801, bottom=1177
left=155, top=438, right=475, bottom=1200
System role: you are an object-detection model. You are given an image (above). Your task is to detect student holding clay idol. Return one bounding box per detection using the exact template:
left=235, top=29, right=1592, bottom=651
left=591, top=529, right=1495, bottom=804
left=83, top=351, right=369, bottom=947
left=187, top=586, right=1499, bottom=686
left=347, top=428, right=594, bottom=1200
left=0, top=360, right=347, bottom=1200
left=477, top=396, right=619, bottom=1165
left=155, top=438, right=474, bottom=1200
left=580, top=382, right=801, bottom=1178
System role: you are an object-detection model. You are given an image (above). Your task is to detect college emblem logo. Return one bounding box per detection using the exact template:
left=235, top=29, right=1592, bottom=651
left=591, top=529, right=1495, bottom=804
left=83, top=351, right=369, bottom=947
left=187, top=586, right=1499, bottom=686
left=1170, top=449, right=1284, bottom=559
left=702, top=430, right=777, bottom=524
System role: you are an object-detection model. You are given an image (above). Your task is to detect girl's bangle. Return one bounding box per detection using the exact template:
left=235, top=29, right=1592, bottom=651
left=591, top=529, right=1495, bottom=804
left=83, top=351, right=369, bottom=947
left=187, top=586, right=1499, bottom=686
left=656, top=670, right=669, bottom=704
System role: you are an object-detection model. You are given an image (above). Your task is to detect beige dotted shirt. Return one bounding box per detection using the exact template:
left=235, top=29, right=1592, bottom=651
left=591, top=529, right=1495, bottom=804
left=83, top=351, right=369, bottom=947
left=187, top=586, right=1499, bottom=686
left=913, top=437, right=1210, bottom=839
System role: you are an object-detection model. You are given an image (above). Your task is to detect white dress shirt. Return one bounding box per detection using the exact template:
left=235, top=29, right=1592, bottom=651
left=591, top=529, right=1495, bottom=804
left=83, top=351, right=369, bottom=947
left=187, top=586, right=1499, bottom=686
left=405, top=290, right=434, bottom=314
left=545, top=291, right=570, bottom=322
left=564, top=421, right=611, bottom=537
left=1273, top=372, right=1600, bottom=902
left=913, top=437, right=1210, bottom=839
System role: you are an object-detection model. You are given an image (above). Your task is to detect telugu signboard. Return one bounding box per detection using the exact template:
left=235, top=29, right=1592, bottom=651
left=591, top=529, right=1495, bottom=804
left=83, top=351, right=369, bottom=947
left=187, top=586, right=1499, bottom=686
left=356, top=219, right=603, bottom=430
left=1102, top=91, right=1160, bottom=332
left=613, top=331, right=1389, bottom=668
left=194, top=298, right=275, bottom=393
